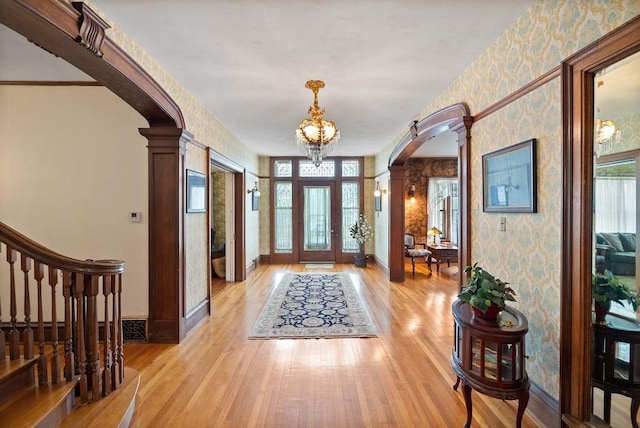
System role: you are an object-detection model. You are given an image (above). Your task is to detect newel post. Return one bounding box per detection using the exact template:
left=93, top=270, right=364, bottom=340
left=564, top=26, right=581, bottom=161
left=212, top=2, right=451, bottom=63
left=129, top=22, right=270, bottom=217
left=140, top=127, right=193, bottom=343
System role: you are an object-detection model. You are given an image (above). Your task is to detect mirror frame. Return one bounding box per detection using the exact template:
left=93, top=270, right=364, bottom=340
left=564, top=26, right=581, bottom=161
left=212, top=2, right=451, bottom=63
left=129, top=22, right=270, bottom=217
left=561, top=15, right=640, bottom=425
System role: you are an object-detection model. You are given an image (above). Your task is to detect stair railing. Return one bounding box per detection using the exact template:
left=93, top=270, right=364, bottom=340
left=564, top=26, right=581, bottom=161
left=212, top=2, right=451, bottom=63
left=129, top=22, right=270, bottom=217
left=0, top=221, right=124, bottom=403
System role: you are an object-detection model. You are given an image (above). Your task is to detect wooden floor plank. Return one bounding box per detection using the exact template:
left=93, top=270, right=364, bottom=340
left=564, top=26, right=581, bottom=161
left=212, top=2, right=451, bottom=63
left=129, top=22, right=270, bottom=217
left=126, top=263, right=540, bottom=427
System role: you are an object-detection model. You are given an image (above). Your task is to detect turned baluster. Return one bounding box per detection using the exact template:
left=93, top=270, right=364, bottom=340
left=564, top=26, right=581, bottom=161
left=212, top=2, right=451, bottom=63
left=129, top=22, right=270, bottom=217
left=62, top=271, right=75, bottom=381
left=21, top=254, right=34, bottom=359
left=115, top=273, right=124, bottom=384
left=34, top=261, right=47, bottom=384
left=49, top=266, right=60, bottom=384
left=6, top=246, right=19, bottom=360
left=84, top=274, right=101, bottom=400
left=74, top=273, right=88, bottom=402
left=102, top=274, right=113, bottom=395
left=0, top=244, right=5, bottom=360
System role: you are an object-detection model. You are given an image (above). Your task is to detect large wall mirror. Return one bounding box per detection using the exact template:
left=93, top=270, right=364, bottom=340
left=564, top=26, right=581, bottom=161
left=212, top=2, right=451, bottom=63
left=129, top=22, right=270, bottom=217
left=590, top=50, right=640, bottom=426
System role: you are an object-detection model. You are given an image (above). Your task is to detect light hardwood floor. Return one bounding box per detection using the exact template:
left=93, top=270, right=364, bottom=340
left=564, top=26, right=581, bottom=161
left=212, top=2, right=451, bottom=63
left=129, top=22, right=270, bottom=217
left=125, top=263, right=540, bottom=427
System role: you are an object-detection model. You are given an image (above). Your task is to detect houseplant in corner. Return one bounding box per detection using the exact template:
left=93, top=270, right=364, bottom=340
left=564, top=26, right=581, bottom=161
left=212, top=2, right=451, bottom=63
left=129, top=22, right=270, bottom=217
left=349, top=214, right=373, bottom=268
left=592, top=269, right=638, bottom=323
left=457, top=263, right=517, bottom=320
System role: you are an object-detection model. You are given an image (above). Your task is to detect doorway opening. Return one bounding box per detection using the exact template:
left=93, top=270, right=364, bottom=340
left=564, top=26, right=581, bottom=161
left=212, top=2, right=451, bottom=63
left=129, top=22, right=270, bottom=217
left=271, top=157, right=364, bottom=264
left=210, top=150, right=246, bottom=283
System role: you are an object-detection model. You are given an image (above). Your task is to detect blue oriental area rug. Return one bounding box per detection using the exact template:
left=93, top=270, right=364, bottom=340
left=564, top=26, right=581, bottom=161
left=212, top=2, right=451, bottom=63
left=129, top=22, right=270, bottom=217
left=249, top=272, right=377, bottom=339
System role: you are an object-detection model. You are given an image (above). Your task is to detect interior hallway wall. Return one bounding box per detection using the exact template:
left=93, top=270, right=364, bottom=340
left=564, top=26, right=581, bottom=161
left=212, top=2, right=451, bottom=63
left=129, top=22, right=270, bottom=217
left=0, top=85, right=150, bottom=318
left=376, top=0, right=640, bottom=400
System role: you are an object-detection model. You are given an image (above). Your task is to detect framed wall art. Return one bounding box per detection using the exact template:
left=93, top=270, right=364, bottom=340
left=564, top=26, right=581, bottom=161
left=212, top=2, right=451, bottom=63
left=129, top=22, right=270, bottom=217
left=482, top=139, right=537, bottom=213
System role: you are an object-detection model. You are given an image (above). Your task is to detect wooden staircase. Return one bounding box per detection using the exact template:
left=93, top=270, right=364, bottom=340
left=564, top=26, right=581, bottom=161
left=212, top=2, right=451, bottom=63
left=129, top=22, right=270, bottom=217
left=0, top=358, right=79, bottom=426
left=0, top=358, right=140, bottom=427
left=0, top=221, right=138, bottom=426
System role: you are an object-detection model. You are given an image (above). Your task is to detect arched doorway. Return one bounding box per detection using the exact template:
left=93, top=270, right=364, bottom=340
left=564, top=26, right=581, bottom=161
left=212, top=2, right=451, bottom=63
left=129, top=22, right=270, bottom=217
left=1, top=0, right=190, bottom=342
left=387, top=103, right=472, bottom=284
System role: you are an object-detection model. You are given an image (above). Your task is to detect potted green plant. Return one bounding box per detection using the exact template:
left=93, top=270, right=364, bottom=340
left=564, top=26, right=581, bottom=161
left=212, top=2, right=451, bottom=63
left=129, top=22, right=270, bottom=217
left=592, top=269, right=638, bottom=323
left=349, top=214, right=373, bottom=267
left=457, top=263, right=517, bottom=320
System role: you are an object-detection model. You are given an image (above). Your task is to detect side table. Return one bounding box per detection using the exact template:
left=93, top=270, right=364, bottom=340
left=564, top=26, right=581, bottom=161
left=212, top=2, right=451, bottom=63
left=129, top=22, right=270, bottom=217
left=451, top=300, right=530, bottom=428
left=427, top=244, right=458, bottom=273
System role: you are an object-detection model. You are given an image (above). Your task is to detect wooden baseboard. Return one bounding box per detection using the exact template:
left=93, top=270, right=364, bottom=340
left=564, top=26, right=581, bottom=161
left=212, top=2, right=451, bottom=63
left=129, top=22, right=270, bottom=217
left=186, top=299, right=209, bottom=332
left=528, top=381, right=560, bottom=427
left=259, top=254, right=271, bottom=264
left=372, top=255, right=389, bottom=276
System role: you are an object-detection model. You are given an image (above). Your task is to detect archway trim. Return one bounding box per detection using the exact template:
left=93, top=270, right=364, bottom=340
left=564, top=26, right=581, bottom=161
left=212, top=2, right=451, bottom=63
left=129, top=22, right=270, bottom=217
left=388, top=103, right=470, bottom=167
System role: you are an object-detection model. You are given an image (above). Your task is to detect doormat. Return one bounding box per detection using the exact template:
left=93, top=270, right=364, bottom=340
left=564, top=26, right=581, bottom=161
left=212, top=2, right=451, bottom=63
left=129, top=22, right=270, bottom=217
left=249, top=272, right=377, bottom=339
left=304, top=263, right=334, bottom=268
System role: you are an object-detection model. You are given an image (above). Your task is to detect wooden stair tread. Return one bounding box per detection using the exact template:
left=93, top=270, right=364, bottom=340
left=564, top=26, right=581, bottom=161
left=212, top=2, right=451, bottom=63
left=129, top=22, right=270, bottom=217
left=0, top=357, right=38, bottom=406
left=0, top=357, right=38, bottom=380
left=61, top=367, right=140, bottom=428
left=0, top=378, right=79, bottom=427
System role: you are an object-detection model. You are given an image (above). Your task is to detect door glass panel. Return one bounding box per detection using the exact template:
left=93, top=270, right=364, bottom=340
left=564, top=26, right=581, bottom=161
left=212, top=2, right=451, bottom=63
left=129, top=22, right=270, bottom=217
left=341, top=160, right=360, bottom=177
left=303, top=186, right=331, bottom=250
left=274, top=160, right=292, bottom=177
left=274, top=182, right=293, bottom=253
left=299, top=160, right=335, bottom=177
left=342, top=181, right=360, bottom=252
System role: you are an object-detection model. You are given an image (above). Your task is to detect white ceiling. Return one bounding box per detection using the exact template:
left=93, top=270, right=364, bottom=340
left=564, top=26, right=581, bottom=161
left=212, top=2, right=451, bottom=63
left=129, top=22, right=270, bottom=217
left=1, top=1, right=537, bottom=158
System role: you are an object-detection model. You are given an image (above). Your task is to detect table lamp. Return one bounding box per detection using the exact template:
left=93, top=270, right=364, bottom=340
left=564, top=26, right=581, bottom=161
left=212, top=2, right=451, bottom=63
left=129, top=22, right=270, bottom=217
left=428, top=227, right=442, bottom=245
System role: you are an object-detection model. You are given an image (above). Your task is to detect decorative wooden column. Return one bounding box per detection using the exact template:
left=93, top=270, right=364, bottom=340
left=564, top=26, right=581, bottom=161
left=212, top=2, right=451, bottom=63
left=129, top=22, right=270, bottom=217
left=389, top=165, right=407, bottom=282
left=140, top=127, right=193, bottom=343
left=450, top=116, right=473, bottom=288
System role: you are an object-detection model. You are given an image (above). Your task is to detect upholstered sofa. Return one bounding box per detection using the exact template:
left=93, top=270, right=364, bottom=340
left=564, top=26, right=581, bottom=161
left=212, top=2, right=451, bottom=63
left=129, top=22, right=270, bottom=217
left=595, top=232, right=636, bottom=276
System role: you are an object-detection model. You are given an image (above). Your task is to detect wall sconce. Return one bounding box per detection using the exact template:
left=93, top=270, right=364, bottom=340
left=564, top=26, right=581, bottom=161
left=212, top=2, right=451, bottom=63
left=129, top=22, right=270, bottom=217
left=247, top=181, right=260, bottom=211
left=408, top=185, right=416, bottom=204
left=374, top=181, right=386, bottom=212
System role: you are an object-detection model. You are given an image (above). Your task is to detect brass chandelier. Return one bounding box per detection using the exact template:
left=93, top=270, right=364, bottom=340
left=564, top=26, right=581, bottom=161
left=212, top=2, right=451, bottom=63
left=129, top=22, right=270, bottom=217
left=296, top=80, right=340, bottom=167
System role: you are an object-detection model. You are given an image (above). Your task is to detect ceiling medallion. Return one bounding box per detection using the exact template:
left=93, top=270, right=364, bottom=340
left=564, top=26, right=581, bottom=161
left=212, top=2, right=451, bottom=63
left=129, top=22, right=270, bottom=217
left=296, top=80, right=340, bottom=167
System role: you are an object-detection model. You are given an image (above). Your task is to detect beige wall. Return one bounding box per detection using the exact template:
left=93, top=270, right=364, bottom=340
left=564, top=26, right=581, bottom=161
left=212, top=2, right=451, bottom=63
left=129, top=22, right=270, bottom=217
left=0, top=85, right=149, bottom=318
left=375, top=0, right=640, bottom=400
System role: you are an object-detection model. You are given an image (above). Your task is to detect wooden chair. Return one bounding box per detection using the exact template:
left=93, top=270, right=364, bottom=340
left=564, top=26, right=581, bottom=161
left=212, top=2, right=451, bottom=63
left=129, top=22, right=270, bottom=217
left=404, top=233, right=431, bottom=278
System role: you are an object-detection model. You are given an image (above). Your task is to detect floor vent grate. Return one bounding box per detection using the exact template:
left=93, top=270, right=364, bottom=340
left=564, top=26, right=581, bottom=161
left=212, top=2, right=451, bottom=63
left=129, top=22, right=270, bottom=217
left=122, top=319, right=147, bottom=342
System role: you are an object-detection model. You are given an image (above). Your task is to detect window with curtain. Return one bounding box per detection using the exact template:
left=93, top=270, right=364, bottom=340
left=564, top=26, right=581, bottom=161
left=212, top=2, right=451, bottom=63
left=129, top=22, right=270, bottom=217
left=428, top=177, right=459, bottom=245
left=595, top=177, right=636, bottom=233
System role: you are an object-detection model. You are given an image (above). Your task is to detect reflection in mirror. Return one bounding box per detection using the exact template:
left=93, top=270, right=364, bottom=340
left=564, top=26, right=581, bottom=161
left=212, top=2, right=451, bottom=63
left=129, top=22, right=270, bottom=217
left=591, top=50, right=640, bottom=427
left=594, top=159, right=637, bottom=319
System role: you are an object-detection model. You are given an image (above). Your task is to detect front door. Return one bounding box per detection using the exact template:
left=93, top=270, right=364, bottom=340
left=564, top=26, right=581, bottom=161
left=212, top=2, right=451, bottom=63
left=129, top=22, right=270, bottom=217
left=299, top=182, right=336, bottom=262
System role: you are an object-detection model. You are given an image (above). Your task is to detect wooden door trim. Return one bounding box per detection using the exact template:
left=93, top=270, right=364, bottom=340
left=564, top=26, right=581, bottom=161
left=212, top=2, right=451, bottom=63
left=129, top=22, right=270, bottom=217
left=561, top=15, right=640, bottom=423
left=209, top=149, right=246, bottom=281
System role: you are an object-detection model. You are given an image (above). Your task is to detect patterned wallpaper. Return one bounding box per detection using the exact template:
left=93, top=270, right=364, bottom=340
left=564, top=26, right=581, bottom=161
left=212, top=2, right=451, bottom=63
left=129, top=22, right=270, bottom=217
left=211, top=170, right=226, bottom=248
left=258, top=156, right=271, bottom=256
left=470, top=82, right=563, bottom=399
left=185, top=145, right=209, bottom=314
left=376, top=0, right=639, bottom=400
